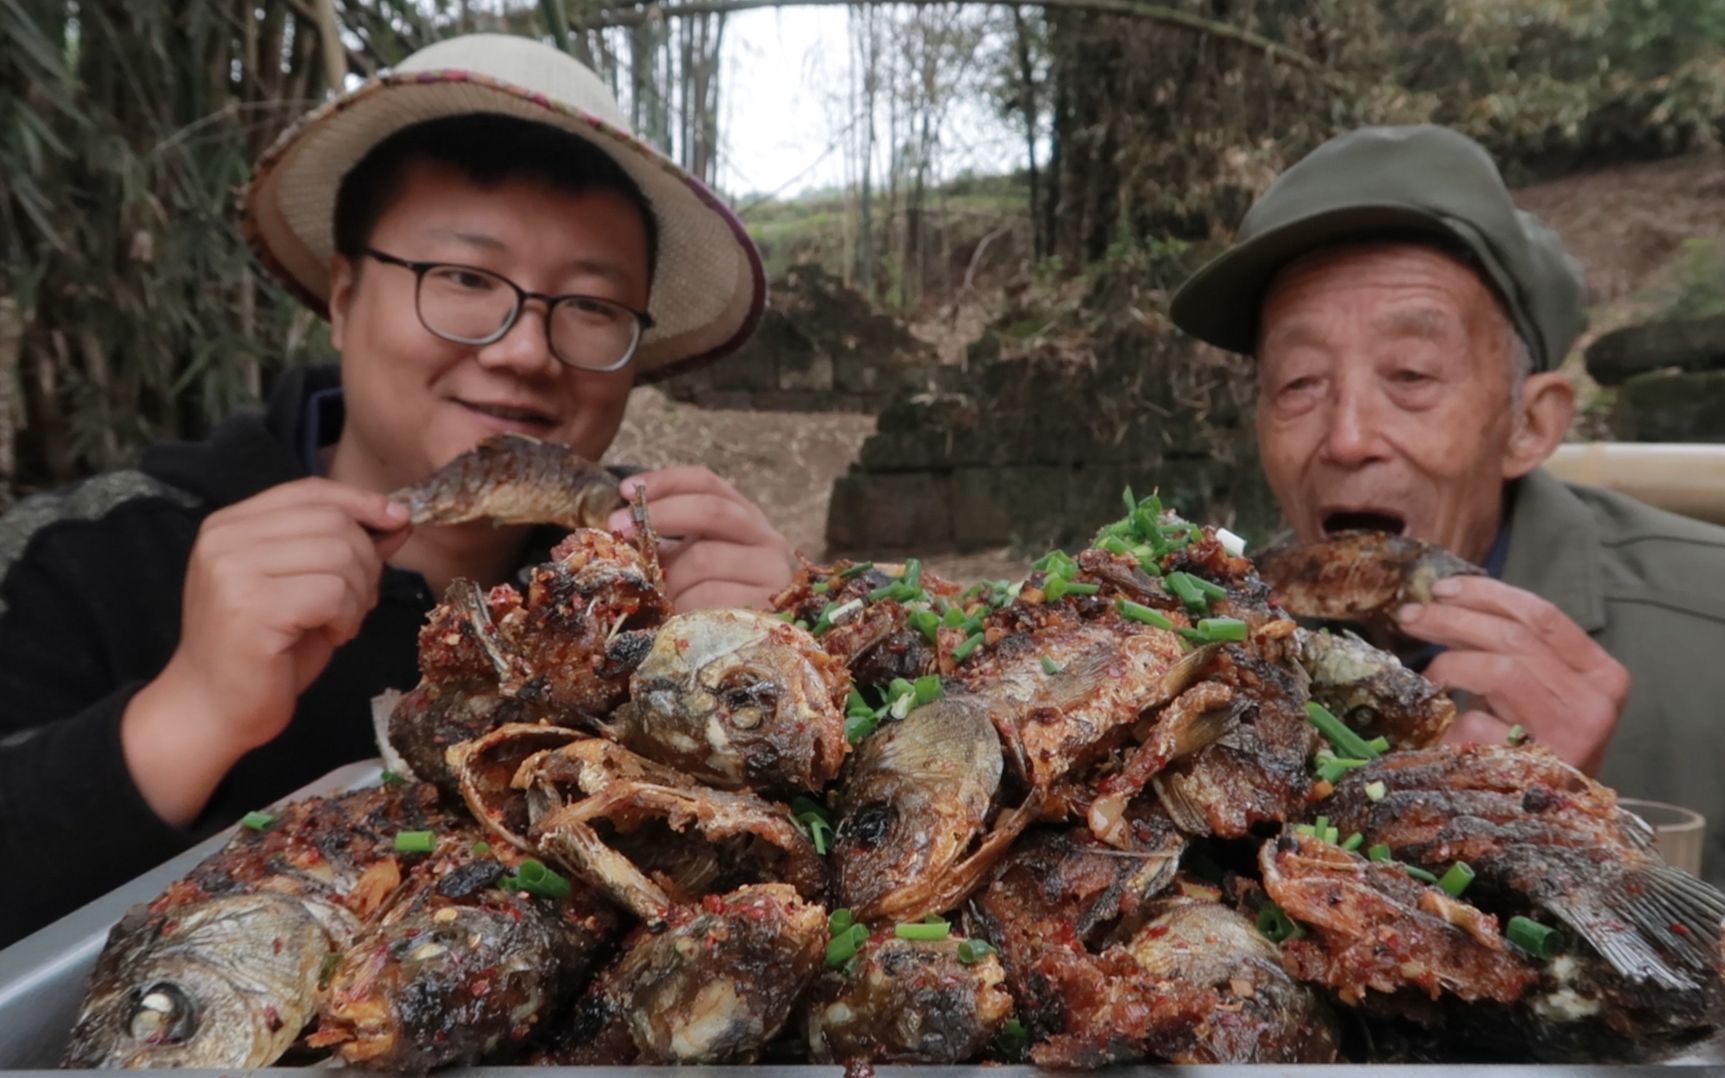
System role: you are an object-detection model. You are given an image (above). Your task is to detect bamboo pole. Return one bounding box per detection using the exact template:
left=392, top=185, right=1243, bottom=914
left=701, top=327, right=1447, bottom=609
left=315, top=0, right=350, bottom=89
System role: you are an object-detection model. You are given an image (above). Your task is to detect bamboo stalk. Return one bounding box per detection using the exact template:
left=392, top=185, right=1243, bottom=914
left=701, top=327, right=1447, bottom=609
left=315, top=0, right=348, bottom=90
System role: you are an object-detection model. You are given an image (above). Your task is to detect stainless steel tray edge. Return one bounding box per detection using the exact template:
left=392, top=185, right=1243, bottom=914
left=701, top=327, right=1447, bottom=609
left=0, top=760, right=385, bottom=1069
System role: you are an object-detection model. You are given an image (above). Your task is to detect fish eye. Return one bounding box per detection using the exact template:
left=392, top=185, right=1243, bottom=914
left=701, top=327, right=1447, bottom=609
left=845, top=805, right=894, bottom=850
left=127, top=982, right=196, bottom=1045
left=717, top=670, right=778, bottom=716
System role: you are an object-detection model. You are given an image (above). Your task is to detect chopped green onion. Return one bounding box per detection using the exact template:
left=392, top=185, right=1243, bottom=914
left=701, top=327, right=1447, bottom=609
left=1043, top=576, right=1100, bottom=601
left=1403, top=864, right=1438, bottom=884
left=952, top=631, right=986, bottom=663
left=957, top=938, right=996, bottom=964
left=472, top=841, right=493, bottom=856
left=1304, top=701, right=1381, bottom=759
left=1315, top=755, right=1370, bottom=783
left=792, top=796, right=834, bottom=855
left=1117, top=599, right=1174, bottom=630
left=913, top=675, right=943, bottom=706
left=1165, top=572, right=1211, bottom=613
left=909, top=609, right=941, bottom=644
left=380, top=769, right=408, bottom=786
left=1190, top=575, right=1228, bottom=600
left=825, top=922, right=869, bottom=968
left=1098, top=534, right=1134, bottom=558
left=1122, top=486, right=1137, bottom=514
left=1506, top=723, right=1529, bottom=746
left=795, top=620, right=810, bottom=632
left=1365, top=780, right=1387, bottom=802
left=812, top=580, right=830, bottom=594
left=942, top=605, right=968, bottom=627
left=1438, top=861, right=1475, bottom=897
left=846, top=688, right=870, bottom=716
left=902, top=558, right=922, bottom=588
left=394, top=830, right=436, bottom=853
left=1217, top=527, right=1247, bottom=557
left=1507, top=916, right=1564, bottom=961
left=894, top=920, right=951, bottom=941
left=1041, top=656, right=1062, bottom=675
left=773, top=610, right=797, bottom=622
left=240, top=811, right=277, bottom=831
left=828, top=908, right=854, bottom=938
left=1341, top=832, right=1364, bottom=852
left=1365, top=735, right=1392, bottom=754
left=1367, top=843, right=1393, bottom=862
left=846, top=711, right=882, bottom=744
left=1177, top=627, right=1208, bottom=647
left=1256, top=902, right=1304, bottom=943
left=1197, top=616, right=1248, bottom=642
left=839, top=561, right=875, bottom=579
left=498, top=858, right=572, bottom=900
left=996, top=1017, right=1029, bottom=1057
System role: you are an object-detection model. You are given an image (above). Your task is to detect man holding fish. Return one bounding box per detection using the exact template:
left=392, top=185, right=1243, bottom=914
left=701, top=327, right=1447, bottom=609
left=0, top=36, right=792, bottom=944
left=1170, top=124, right=1725, bottom=880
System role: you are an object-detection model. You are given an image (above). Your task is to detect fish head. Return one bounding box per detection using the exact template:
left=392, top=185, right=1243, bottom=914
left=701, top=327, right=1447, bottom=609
left=65, top=894, right=335, bottom=1068
left=621, top=609, right=846, bottom=791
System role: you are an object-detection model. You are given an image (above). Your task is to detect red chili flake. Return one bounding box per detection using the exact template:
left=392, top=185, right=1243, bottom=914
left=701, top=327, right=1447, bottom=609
left=263, top=1006, right=282, bottom=1032
left=1673, top=923, right=1692, bottom=936
left=161, top=920, right=179, bottom=935
left=702, top=894, right=727, bottom=914
left=1146, top=925, right=1170, bottom=939
left=471, top=978, right=492, bottom=997
left=272, top=937, right=283, bottom=954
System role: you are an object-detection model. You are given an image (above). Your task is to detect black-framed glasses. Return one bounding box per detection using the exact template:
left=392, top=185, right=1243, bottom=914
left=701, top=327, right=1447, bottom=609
left=364, top=248, right=654, bottom=372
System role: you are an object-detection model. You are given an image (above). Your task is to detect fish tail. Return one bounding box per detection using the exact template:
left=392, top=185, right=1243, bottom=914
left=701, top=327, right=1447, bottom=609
left=1543, top=858, right=1725, bottom=989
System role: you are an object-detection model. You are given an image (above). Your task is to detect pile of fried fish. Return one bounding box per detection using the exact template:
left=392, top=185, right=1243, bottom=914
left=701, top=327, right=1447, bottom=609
left=65, top=434, right=1725, bottom=1070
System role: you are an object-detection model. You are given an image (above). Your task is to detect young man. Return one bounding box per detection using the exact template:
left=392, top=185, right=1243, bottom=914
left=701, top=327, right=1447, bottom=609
left=1170, top=124, right=1725, bottom=881
left=0, top=35, right=791, bottom=943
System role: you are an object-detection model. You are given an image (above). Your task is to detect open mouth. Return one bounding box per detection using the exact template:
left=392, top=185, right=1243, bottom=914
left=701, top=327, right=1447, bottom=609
left=1321, top=510, right=1406, bottom=536
left=459, top=400, right=554, bottom=427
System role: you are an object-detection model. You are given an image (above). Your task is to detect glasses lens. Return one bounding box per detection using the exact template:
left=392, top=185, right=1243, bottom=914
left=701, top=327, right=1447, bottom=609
left=549, top=296, right=641, bottom=371
left=417, top=265, right=517, bottom=343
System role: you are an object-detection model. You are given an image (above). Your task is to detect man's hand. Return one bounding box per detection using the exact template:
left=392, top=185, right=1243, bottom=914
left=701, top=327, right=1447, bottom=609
left=123, top=479, right=410, bottom=824
left=607, top=467, right=794, bottom=612
left=1395, top=576, right=1629, bottom=774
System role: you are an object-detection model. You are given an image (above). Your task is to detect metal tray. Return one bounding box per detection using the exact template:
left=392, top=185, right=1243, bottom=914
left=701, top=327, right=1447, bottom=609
left=2, top=761, right=1720, bottom=1074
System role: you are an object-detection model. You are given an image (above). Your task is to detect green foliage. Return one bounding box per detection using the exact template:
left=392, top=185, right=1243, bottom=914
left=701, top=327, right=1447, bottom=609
left=1656, top=236, right=1725, bottom=322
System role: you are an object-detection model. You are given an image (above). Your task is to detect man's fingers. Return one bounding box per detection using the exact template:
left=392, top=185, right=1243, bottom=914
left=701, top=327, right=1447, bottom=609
left=618, top=466, right=744, bottom=505
left=1440, top=708, right=1512, bottom=748
left=215, top=476, right=411, bottom=534
left=622, top=491, right=782, bottom=549
left=1423, top=649, right=1609, bottom=770
left=662, top=540, right=791, bottom=604
left=1423, top=576, right=1604, bottom=673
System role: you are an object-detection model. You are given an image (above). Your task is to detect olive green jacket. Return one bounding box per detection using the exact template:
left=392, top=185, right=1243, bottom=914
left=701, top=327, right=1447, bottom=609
left=1501, top=467, right=1725, bottom=885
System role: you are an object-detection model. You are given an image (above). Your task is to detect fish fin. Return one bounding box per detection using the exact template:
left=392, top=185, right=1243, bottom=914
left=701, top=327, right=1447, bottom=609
left=535, top=809, right=671, bottom=928
left=1151, top=773, right=1212, bottom=834
left=1161, top=693, right=1247, bottom=761
left=1028, top=642, right=1126, bottom=712
left=1540, top=856, right=1725, bottom=988
left=450, top=579, right=531, bottom=694
left=1158, top=642, right=1222, bottom=700
left=628, top=487, right=663, bottom=587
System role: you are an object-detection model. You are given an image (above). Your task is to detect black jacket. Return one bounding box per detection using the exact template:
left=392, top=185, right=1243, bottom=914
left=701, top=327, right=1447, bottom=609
left=0, top=366, right=442, bottom=945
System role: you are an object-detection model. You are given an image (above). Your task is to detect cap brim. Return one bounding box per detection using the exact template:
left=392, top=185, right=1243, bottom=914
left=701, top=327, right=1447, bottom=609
left=242, top=71, right=765, bottom=383
left=1169, top=205, right=1465, bottom=355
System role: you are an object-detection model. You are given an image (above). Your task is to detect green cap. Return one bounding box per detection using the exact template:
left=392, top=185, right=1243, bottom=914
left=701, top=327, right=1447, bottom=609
left=1169, top=125, right=1585, bottom=371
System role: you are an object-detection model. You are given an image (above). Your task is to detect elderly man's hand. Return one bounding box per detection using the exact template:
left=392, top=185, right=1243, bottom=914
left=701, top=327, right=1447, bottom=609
left=1394, top=576, right=1629, bottom=775
left=608, top=467, right=794, bottom=612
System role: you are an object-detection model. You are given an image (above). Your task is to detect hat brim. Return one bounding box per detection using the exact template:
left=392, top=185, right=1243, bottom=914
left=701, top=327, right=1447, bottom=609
left=1169, top=204, right=1466, bottom=356
left=242, top=71, right=765, bottom=384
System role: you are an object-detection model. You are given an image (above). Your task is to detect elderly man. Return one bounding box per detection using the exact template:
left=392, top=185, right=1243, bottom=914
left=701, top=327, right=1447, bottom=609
left=1171, top=125, right=1725, bottom=880
left=0, top=34, right=790, bottom=943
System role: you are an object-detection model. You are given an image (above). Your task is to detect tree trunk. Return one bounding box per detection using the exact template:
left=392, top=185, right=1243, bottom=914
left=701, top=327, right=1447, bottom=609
left=1011, top=6, right=1044, bottom=260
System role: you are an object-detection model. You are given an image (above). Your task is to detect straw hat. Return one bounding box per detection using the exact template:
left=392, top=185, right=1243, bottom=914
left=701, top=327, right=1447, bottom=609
left=242, top=34, right=766, bottom=382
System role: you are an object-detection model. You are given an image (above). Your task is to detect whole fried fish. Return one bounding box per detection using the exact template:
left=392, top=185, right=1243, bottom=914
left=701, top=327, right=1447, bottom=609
left=605, top=608, right=851, bottom=793
left=392, top=432, right=623, bottom=531
left=555, top=884, right=826, bottom=1064
left=1295, top=626, right=1455, bottom=747
left=1324, top=743, right=1725, bottom=1057
left=65, top=785, right=447, bottom=1068
left=831, top=692, right=1029, bottom=922
left=1123, top=895, right=1341, bottom=1063
left=1255, top=529, right=1483, bottom=636
left=1259, top=831, right=1537, bottom=1012
left=312, top=836, right=617, bottom=1070
left=803, top=935, right=1013, bottom=1064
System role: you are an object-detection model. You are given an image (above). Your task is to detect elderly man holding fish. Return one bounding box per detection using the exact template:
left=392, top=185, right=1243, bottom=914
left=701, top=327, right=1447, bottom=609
left=1170, top=124, right=1725, bottom=882
left=0, top=35, right=794, bottom=945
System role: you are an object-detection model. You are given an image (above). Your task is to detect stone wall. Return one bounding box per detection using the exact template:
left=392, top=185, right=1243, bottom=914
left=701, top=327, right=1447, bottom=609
left=1588, top=316, right=1725, bottom=442
left=825, top=321, right=1281, bottom=556
left=658, top=263, right=957, bottom=411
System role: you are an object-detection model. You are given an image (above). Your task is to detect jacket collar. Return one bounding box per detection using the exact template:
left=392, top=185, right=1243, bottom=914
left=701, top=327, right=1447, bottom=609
left=1500, top=467, right=1607, bottom=633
